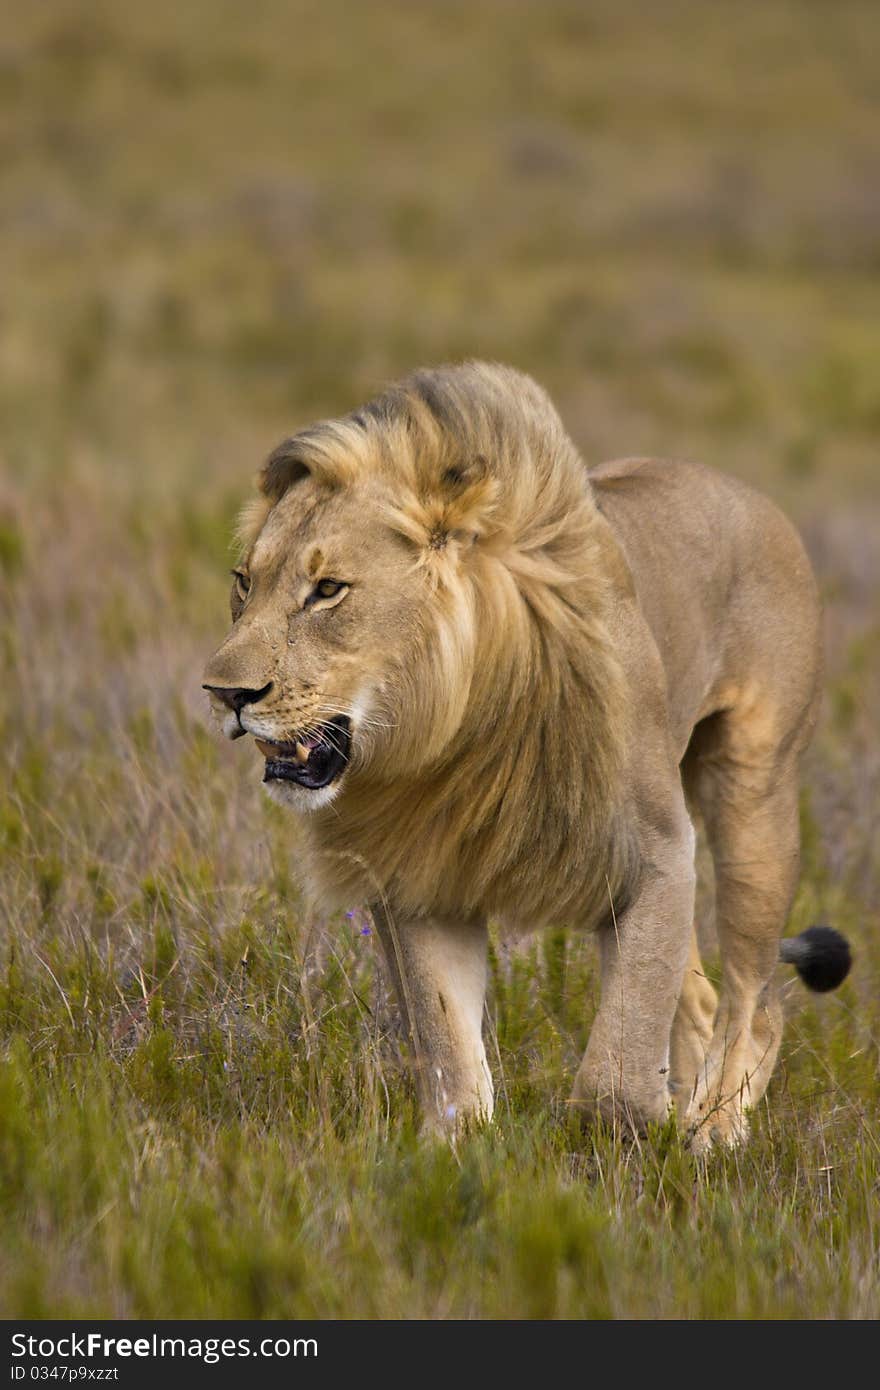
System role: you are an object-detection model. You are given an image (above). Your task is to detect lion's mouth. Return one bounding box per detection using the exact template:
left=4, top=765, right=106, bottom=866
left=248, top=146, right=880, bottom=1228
left=255, top=715, right=351, bottom=790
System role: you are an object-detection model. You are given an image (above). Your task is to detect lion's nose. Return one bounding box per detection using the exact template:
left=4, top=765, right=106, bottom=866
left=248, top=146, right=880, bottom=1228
left=202, top=682, right=272, bottom=715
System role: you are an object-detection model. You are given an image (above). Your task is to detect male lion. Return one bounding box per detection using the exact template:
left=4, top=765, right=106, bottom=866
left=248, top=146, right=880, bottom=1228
left=203, top=362, right=850, bottom=1149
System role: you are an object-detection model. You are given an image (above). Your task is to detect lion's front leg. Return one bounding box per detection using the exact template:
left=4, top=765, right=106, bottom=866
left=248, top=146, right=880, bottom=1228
left=571, top=821, right=695, bottom=1134
left=371, top=905, right=493, bottom=1133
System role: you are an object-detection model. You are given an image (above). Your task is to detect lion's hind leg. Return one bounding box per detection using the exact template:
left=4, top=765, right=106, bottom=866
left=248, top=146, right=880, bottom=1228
left=680, top=707, right=806, bottom=1151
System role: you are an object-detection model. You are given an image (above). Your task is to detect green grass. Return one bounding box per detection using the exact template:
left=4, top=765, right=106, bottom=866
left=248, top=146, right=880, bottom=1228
left=1, top=0, right=879, bottom=1318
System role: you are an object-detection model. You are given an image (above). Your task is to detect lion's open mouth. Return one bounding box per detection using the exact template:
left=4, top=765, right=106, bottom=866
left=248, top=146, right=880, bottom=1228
left=255, top=715, right=351, bottom=791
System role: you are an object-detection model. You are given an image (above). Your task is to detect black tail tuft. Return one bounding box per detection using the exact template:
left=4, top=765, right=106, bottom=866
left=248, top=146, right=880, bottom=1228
left=779, top=925, right=852, bottom=993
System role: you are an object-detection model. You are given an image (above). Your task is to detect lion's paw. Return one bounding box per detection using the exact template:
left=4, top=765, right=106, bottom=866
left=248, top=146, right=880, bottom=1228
left=685, top=1103, right=750, bottom=1155
left=682, top=1078, right=752, bottom=1153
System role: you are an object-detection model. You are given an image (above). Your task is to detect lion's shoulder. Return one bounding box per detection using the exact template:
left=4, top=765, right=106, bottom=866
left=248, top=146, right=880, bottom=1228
left=588, top=454, right=727, bottom=498
left=589, top=455, right=812, bottom=575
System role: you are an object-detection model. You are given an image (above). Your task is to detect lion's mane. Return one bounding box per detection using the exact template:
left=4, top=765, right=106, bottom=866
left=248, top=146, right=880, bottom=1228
left=242, top=363, right=638, bottom=926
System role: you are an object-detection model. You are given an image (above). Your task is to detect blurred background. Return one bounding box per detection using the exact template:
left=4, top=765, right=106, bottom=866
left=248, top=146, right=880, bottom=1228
left=0, top=0, right=878, bottom=1317
left=4, top=0, right=877, bottom=893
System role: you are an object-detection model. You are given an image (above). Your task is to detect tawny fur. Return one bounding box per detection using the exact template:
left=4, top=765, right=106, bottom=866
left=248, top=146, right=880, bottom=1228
left=204, top=361, right=823, bottom=1149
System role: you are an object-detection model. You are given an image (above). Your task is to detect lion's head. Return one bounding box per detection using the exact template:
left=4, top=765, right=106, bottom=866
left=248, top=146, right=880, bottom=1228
left=203, top=362, right=633, bottom=918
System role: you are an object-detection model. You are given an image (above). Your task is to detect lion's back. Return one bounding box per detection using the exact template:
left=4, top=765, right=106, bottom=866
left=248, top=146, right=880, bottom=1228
left=589, top=457, right=822, bottom=757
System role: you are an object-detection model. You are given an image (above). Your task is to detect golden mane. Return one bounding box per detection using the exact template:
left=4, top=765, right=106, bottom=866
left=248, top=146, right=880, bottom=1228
left=249, top=363, right=638, bottom=927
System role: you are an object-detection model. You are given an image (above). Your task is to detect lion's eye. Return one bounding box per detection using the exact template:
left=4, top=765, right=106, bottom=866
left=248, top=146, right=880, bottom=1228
left=231, top=569, right=251, bottom=603
left=305, top=578, right=349, bottom=608
left=316, top=578, right=343, bottom=599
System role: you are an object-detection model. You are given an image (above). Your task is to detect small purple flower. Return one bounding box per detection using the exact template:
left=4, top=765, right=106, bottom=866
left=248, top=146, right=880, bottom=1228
left=346, top=906, right=373, bottom=937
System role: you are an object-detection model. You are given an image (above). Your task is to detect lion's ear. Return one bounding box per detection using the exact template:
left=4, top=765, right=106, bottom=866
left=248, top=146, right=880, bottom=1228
left=432, top=455, right=499, bottom=545
left=439, top=455, right=488, bottom=493
left=260, top=438, right=312, bottom=502
left=379, top=456, right=500, bottom=556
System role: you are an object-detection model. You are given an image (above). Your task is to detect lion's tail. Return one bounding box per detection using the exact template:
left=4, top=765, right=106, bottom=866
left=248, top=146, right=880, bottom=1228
left=779, top=926, right=852, bottom=993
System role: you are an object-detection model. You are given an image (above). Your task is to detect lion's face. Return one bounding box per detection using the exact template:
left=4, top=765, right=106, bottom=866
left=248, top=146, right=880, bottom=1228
left=201, top=364, right=631, bottom=932
left=202, top=363, right=606, bottom=828
left=203, top=479, right=432, bottom=811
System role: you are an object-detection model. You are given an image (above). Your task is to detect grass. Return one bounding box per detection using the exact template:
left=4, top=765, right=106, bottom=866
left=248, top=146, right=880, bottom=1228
left=0, top=0, right=878, bottom=1318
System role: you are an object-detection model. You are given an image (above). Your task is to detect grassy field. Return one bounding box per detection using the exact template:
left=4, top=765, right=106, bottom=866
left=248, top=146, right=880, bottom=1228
left=1, top=0, right=878, bottom=1318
